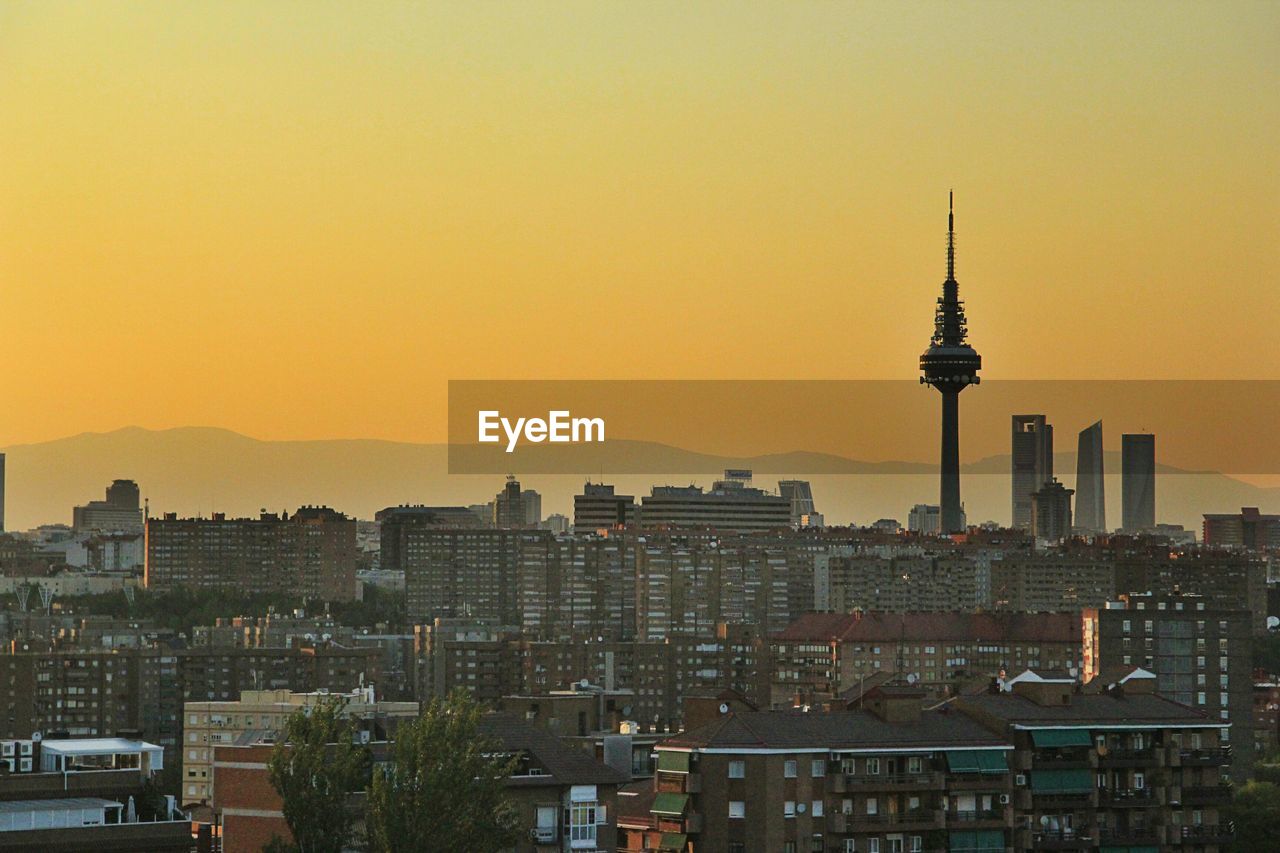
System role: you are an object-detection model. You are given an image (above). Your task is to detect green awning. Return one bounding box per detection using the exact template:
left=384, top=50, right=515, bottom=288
left=1031, top=729, right=1093, bottom=748
left=947, top=750, right=1007, bottom=773
left=651, top=793, right=689, bottom=816
left=1030, top=768, right=1093, bottom=794
left=658, top=833, right=688, bottom=851
left=950, top=830, right=1006, bottom=852
left=656, top=750, right=690, bottom=773
left=1101, top=848, right=1158, bottom=853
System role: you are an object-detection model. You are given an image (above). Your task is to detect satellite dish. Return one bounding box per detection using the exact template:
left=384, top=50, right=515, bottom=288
left=797, top=802, right=806, bottom=813
left=719, top=703, right=730, bottom=714
left=1040, top=816, right=1051, bottom=828
left=1268, top=616, right=1279, bottom=630
left=906, top=674, right=918, bottom=685
left=31, top=732, right=42, bottom=743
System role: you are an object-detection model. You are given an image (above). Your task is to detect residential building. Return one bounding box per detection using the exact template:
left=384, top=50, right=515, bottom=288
left=907, top=505, right=941, bottom=535
left=145, top=506, right=358, bottom=601
left=573, top=483, right=637, bottom=532
left=181, top=686, right=417, bottom=805
left=1083, top=594, right=1253, bottom=780
left=1030, top=480, right=1073, bottom=543
left=72, top=480, right=144, bottom=535
left=988, top=556, right=1114, bottom=613
left=957, top=670, right=1235, bottom=850
left=1202, top=507, right=1280, bottom=550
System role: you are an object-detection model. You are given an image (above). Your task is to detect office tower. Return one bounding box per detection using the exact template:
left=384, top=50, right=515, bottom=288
left=1011, top=414, right=1053, bottom=530
left=778, top=480, right=817, bottom=527
left=1121, top=433, right=1156, bottom=531
left=573, top=482, right=637, bottom=531
left=919, top=193, right=981, bottom=533
left=1075, top=420, right=1106, bottom=533
left=144, top=506, right=358, bottom=600
left=72, top=479, right=144, bottom=534
left=1029, top=478, right=1073, bottom=542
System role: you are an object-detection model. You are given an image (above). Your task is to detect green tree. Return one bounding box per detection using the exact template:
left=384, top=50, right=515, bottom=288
left=1228, top=780, right=1280, bottom=851
left=267, top=696, right=370, bottom=853
left=365, top=690, right=520, bottom=853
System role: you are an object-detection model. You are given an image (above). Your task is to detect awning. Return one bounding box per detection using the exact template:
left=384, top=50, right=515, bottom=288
left=1100, top=848, right=1159, bottom=853
left=949, top=830, right=1006, bottom=852
left=651, top=793, right=689, bottom=816
left=1030, top=768, right=1093, bottom=794
left=1031, top=729, right=1093, bottom=748
left=658, top=833, right=688, bottom=851
left=656, top=751, right=691, bottom=773
left=946, top=750, right=1007, bottom=773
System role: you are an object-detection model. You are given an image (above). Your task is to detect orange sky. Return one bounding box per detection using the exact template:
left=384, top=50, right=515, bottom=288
left=1, top=2, right=1277, bottom=448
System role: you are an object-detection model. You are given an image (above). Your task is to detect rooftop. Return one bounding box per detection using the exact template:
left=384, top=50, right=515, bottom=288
left=39, top=739, right=162, bottom=756
left=774, top=611, right=1080, bottom=644
left=959, top=691, right=1221, bottom=728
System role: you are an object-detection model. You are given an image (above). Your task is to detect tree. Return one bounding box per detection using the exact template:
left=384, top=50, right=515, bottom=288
left=365, top=690, right=520, bottom=853
left=267, top=696, right=370, bottom=853
left=1228, top=780, right=1280, bottom=851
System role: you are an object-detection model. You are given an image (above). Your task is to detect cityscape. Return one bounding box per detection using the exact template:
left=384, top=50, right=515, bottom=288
left=2, top=3, right=1278, bottom=853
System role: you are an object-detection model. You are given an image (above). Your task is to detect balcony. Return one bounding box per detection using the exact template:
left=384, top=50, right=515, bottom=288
left=1098, top=747, right=1160, bottom=768
left=1175, top=823, right=1235, bottom=844
left=946, top=809, right=1008, bottom=829
left=1031, top=750, right=1095, bottom=770
left=831, top=809, right=943, bottom=832
left=1024, top=829, right=1095, bottom=850
left=1097, top=825, right=1162, bottom=845
left=1097, top=788, right=1156, bottom=808
left=830, top=772, right=944, bottom=793
left=1177, top=747, right=1232, bottom=767
left=1180, top=784, right=1232, bottom=806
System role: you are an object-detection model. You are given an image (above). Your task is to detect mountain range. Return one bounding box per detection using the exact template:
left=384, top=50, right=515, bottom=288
left=2, top=426, right=1276, bottom=532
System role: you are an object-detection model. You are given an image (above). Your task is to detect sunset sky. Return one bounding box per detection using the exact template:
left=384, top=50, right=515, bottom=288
left=2, top=1, right=1277, bottom=449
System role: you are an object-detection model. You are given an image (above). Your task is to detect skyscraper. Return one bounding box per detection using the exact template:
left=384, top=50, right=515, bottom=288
left=1075, top=420, right=1106, bottom=533
left=1121, top=433, right=1156, bottom=532
left=1030, top=478, right=1074, bottom=542
left=919, top=193, right=981, bottom=533
left=1011, top=414, right=1053, bottom=530
left=778, top=480, right=817, bottom=527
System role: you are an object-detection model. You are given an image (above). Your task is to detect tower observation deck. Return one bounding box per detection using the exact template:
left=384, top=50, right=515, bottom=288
left=919, top=192, right=981, bottom=533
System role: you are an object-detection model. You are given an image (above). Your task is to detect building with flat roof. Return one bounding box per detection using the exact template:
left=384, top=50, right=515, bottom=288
left=1075, top=421, right=1106, bottom=534
left=1121, top=434, right=1156, bottom=532
left=1012, top=415, right=1053, bottom=531
left=1202, top=507, right=1280, bottom=550
left=640, top=472, right=791, bottom=533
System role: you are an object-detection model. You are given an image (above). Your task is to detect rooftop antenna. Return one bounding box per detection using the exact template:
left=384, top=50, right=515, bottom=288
left=16, top=584, right=30, bottom=613
left=38, top=585, right=54, bottom=615
left=946, top=190, right=956, bottom=281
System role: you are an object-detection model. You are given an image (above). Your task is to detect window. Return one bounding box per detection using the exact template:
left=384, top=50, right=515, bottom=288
left=866, top=757, right=881, bottom=775
left=812, top=836, right=824, bottom=853
left=812, top=800, right=824, bottom=817
left=568, top=803, right=597, bottom=845
left=910, top=837, right=922, bottom=853
left=869, top=839, right=881, bottom=853
left=784, top=844, right=796, bottom=853
left=729, top=801, right=745, bottom=819
left=1134, top=772, right=1145, bottom=789
left=812, top=759, right=826, bottom=777
left=887, top=839, right=904, bottom=853
left=785, top=800, right=797, bottom=818
left=785, top=759, right=798, bottom=778
left=866, top=797, right=878, bottom=815
left=729, top=760, right=745, bottom=778
left=907, top=756, right=922, bottom=774
left=844, top=840, right=856, bottom=853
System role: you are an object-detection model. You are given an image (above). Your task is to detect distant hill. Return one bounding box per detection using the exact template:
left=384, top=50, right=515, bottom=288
left=2, top=426, right=1276, bottom=532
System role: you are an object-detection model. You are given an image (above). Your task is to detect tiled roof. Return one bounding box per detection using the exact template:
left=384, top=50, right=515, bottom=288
left=774, top=611, right=1080, bottom=644
left=658, top=708, right=1010, bottom=752
left=958, top=692, right=1217, bottom=727
left=479, top=714, right=627, bottom=786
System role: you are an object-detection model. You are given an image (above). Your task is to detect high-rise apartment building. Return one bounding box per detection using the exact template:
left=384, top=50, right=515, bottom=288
left=1029, top=478, right=1073, bottom=542
left=145, top=506, right=357, bottom=600
left=1075, top=420, right=1106, bottom=533
left=907, top=504, right=941, bottom=534
left=1084, top=593, right=1253, bottom=780
left=1121, top=434, right=1156, bottom=532
left=493, top=476, right=541, bottom=528
left=1011, top=415, right=1053, bottom=530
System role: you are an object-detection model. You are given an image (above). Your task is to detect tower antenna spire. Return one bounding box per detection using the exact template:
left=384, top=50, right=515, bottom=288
left=947, top=190, right=955, bottom=281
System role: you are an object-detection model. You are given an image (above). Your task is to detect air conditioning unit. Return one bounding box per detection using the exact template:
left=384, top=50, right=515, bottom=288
left=1015, top=774, right=1027, bottom=786
left=18, top=741, right=32, bottom=756
left=999, top=793, right=1011, bottom=804
left=18, top=758, right=31, bottom=772
left=1, top=743, right=13, bottom=756
left=529, top=826, right=556, bottom=844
